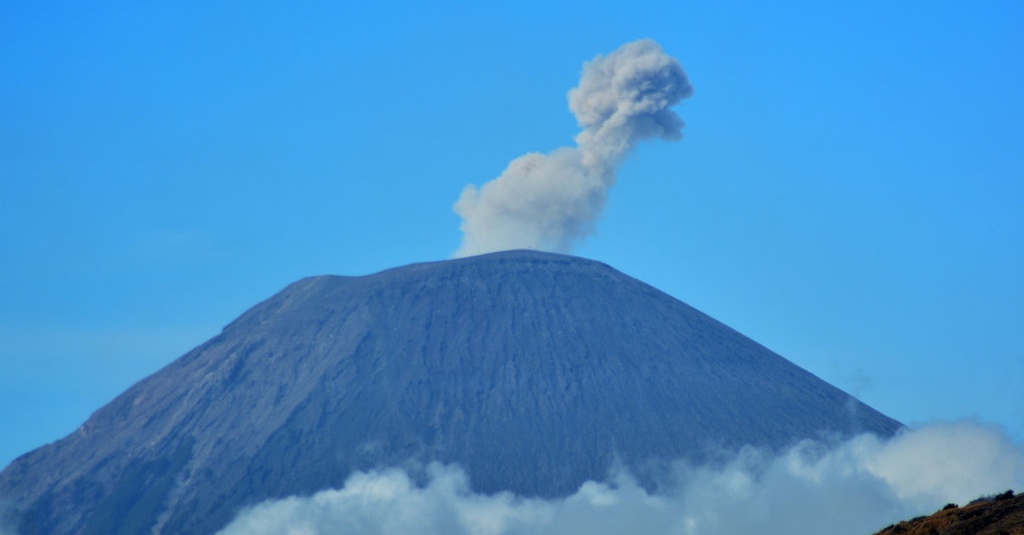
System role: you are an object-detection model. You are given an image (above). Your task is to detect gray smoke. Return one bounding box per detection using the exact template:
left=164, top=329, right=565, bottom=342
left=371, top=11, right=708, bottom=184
left=217, top=421, right=1024, bottom=535
left=453, top=39, right=693, bottom=257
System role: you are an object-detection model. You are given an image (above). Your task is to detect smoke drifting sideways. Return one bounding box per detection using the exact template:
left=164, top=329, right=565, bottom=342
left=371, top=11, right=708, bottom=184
left=217, top=421, right=1024, bottom=535
left=453, top=39, right=693, bottom=257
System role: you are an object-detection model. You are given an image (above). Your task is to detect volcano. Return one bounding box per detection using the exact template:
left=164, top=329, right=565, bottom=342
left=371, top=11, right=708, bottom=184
left=0, top=250, right=901, bottom=534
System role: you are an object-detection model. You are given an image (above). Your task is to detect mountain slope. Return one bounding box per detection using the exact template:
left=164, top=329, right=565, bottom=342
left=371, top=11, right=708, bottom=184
left=0, top=250, right=901, bottom=534
left=873, top=491, right=1024, bottom=535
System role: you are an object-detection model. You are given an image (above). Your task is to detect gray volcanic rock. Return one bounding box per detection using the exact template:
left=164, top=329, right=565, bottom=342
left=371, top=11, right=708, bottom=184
left=0, top=250, right=901, bottom=534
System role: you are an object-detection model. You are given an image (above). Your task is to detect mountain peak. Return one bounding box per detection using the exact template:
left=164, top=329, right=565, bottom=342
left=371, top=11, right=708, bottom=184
left=0, top=252, right=900, bottom=534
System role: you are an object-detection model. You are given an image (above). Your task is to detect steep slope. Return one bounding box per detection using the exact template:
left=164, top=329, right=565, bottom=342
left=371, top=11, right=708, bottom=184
left=0, top=250, right=901, bottom=534
left=873, top=491, right=1024, bottom=535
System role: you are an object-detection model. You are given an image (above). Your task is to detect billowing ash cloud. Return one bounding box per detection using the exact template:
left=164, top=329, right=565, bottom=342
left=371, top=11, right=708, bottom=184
left=217, top=421, right=1024, bottom=535
left=453, top=39, right=693, bottom=257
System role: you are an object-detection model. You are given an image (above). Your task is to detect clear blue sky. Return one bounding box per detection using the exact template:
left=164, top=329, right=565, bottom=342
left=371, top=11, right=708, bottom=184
left=2, top=1, right=1022, bottom=469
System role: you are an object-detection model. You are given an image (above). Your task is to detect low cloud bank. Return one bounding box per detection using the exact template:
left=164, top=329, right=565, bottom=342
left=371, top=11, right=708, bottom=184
left=217, top=421, right=1024, bottom=535
left=453, top=39, right=693, bottom=257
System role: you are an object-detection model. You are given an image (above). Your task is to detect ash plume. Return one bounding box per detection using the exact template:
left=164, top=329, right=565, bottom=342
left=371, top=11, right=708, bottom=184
left=453, top=39, right=693, bottom=257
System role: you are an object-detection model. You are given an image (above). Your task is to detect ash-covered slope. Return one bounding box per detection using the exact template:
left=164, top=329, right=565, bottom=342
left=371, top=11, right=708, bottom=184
left=0, top=250, right=901, bottom=535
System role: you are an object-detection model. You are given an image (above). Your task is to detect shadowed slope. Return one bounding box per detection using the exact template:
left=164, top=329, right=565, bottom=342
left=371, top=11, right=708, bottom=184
left=0, top=250, right=901, bottom=534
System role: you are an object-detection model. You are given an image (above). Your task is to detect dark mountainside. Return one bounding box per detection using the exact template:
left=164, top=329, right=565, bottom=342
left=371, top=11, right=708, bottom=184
left=873, top=491, right=1024, bottom=535
left=0, top=250, right=901, bottom=535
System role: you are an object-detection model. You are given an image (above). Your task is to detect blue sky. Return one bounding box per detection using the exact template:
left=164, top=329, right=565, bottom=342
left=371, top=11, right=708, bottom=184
left=1, top=1, right=1022, bottom=469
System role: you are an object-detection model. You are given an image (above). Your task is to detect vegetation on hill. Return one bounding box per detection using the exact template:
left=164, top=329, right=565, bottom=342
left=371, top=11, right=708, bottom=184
left=874, top=490, right=1023, bottom=535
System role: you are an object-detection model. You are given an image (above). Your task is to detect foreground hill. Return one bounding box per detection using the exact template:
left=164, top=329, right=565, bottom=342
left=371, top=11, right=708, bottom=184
left=874, top=491, right=1023, bottom=535
left=0, top=250, right=901, bottom=534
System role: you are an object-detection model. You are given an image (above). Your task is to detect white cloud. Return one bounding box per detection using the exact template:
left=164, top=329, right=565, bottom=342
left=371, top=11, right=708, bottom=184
left=860, top=420, right=1024, bottom=505
left=217, top=420, right=1024, bottom=535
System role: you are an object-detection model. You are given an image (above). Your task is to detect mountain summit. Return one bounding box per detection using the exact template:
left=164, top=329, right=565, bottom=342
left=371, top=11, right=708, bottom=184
left=0, top=250, right=901, bottom=534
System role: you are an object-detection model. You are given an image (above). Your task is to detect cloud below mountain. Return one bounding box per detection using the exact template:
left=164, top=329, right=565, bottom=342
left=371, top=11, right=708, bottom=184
left=217, top=420, right=1024, bottom=535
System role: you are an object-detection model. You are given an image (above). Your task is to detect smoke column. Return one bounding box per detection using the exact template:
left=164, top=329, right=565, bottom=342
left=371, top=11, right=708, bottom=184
left=453, top=39, right=693, bottom=257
